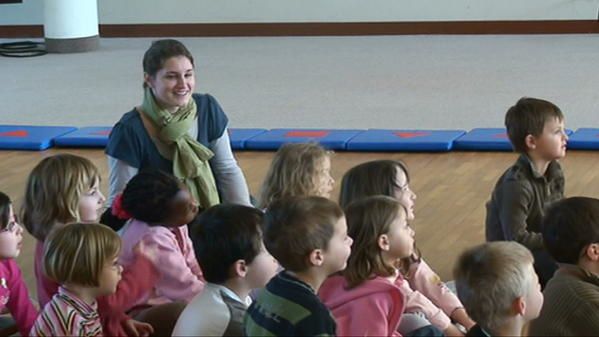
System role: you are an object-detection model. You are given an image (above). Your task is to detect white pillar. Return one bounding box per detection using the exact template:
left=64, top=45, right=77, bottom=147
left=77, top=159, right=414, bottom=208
left=43, top=0, right=99, bottom=53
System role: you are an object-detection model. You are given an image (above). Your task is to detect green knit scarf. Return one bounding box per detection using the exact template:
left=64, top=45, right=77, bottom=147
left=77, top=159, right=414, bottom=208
left=141, top=87, right=220, bottom=209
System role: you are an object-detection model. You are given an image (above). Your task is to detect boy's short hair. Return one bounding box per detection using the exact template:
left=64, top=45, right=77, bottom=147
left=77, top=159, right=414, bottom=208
left=505, top=97, right=564, bottom=153
left=191, top=204, right=264, bottom=284
left=43, top=223, right=121, bottom=287
left=543, top=197, right=599, bottom=264
left=454, top=241, right=533, bottom=332
left=264, top=196, right=343, bottom=272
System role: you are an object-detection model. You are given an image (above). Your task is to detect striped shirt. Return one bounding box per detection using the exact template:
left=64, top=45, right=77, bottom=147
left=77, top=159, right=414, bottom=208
left=31, top=287, right=102, bottom=337
left=244, top=271, right=336, bottom=336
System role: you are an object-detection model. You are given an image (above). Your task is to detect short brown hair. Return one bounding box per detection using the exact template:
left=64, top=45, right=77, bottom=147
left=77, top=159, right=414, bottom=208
left=339, top=159, right=409, bottom=209
left=454, top=241, right=534, bottom=332
left=344, top=196, right=406, bottom=288
left=43, top=223, right=121, bottom=287
left=543, top=197, right=599, bottom=264
left=258, top=143, right=332, bottom=209
left=264, top=196, right=343, bottom=272
left=143, top=39, right=194, bottom=87
left=505, top=97, right=564, bottom=153
left=21, top=154, right=101, bottom=241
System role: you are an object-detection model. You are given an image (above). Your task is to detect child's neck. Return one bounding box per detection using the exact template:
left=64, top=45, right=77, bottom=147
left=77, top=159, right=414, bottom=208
left=489, top=318, right=525, bottom=337
left=63, top=284, right=97, bottom=306
left=527, top=152, right=551, bottom=177
left=286, top=269, right=327, bottom=292
left=222, top=279, right=251, bottom=301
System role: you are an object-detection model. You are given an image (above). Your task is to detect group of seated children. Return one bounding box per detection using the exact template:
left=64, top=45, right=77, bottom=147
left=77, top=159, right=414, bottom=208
left=0, top=96, right=597, bottom=337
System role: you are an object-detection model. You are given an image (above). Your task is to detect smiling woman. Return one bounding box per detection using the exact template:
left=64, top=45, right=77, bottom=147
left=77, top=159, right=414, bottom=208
left=102, top=39, right=251, bottom=231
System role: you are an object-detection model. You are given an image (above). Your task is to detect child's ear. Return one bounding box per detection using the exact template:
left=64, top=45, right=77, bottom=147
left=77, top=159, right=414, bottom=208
left=308, top=249, right=325, bottom=267
left=512, top=296, right=526, bottom=316
left=378, top=234, right=390, bottom=251
left=524, top=134, right=537, bottom=151
left=231, top=260, right=248, bottom=278
left=584, top=243, right=599, bottom=262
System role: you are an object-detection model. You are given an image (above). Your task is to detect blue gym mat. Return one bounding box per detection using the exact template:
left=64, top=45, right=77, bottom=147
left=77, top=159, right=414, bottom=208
left=228, top=128, right=268, bottom=150
left=454, top=128, right=573, bottom=151
left=346, top=129, right=466, bottom=152
left=54, top=127, right=112, bottom=148
left=567, top=128, right=599, bottom=150
left=0, top=125, right=77, bottom=150
left=244, top=129, right=364, bottom=150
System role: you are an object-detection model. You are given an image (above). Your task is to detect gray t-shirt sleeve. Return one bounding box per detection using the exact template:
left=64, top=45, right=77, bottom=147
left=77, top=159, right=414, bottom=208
left=106, top=155, right=139, bottom=207
left=209, top=129, right=251, bottom=206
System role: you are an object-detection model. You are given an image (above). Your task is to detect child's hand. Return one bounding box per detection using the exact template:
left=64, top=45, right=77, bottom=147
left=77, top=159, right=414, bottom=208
left=133, top=240, right=157, bottom=263
left=444, top=323, right=465, bottom=337
left=123, top=319, right=154, bottom=337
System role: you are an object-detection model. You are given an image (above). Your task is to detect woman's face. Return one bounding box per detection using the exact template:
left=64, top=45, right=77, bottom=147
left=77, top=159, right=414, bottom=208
left=145, top=56, right=195, bottom=113
left=393, top=168, right=417, bottom=220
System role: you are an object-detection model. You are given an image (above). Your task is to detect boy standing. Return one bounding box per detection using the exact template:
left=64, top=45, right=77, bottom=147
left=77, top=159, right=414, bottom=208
left=244, top=196, right=353, bottom=336
left=454, top=241, right=544, bottom=337
left=486, top=97, right=567, bottom=286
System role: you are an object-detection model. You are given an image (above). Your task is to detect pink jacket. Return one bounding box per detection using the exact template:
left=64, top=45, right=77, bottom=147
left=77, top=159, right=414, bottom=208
left=119, top=219, right=204, bottom=306
left=401, top=258, right=464, bottom=330
left=319, top=274, right=405, bottom=337
left=0, top=259, right=38, bottom=337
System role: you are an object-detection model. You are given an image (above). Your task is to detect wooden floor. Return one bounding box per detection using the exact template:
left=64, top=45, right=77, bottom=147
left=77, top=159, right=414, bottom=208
left=3, top=148, right=599, bottom=300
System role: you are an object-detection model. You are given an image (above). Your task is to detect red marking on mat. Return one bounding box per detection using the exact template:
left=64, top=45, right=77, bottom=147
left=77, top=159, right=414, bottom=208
left=285, top=131, right=329, bottom=138
left=394, top=131, right=431, bottom=138
left=0, top=130, right=28, bottom=137
left=91, top=130, right=111, bottom=136
left=493, top=133, right=508, bottom=139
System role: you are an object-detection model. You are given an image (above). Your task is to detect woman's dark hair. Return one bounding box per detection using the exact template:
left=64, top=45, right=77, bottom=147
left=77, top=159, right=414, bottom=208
left=121, top=169, right=182, bottom=224
left=143, top=39, right=194, bottom=87
left=191, top=204, right=264, bottom=284
left=0, top=191, right=11, bottom=230
left=543, top=197, right=599, bottom=264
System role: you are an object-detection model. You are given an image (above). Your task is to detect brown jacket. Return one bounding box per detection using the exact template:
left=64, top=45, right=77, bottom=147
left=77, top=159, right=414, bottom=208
left=485, top=154, right=564, bottom=250
left=529, top=265, right=599, bottom=336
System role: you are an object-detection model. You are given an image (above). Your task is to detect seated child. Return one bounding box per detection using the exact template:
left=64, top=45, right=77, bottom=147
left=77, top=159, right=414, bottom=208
left=31, top=223, right=131, bottom=336
left=486, top=97, right=568, bottom=287
left=454, top=241, right=543, bottom=337
left=258, top=142, right=334, bottom=209
left=530, top=197, right=599, bottom=335
left=173, top=204, right=278, bottom=336
left=340, top=159, right=473, bottom=336
left=114, top=169, right=204, bottom=311
left=0, top=192, right=37, bottom=337
left=244, top=196, right=352, bottom=336
left=319, top=196, right=412, bottom=337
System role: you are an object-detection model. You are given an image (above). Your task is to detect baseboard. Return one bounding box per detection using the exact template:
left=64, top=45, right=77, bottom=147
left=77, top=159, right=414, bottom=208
left=2, top=20, right=599, bottom=38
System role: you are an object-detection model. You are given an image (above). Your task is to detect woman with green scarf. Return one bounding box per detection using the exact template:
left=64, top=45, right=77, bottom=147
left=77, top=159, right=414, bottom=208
left=103, top=39, right=251, bottom=231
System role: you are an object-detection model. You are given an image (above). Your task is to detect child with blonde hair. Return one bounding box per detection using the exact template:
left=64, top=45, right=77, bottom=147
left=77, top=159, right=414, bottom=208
left=21, top=154, right=157, bottom=336
left=454, top=241, right=543, bottom=337
left=258, top=143, right=334, bottom=209
left=340, top=159, right=474, bottom=336
left=0, top=192, right=37, bottom=336
left=31, top=223, right=126, bottom=336
left=319, top=196, right=412, bottom=336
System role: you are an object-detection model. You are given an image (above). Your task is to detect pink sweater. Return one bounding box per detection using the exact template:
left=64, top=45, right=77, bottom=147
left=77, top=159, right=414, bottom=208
left=0, top=259, right=38, bottom=336
left=401, top=258, right=464, bottom=330
left=118, top=219, right=204, bottom=306
left=319, top=274, right=405, bottom=337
